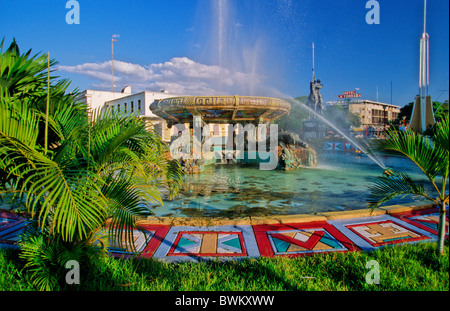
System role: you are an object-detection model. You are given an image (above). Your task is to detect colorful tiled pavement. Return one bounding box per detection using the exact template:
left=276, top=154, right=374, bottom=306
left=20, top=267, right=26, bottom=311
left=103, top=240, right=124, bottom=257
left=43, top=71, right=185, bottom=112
left=0, top=211, right=29, bottom=249
left=1, top=202, right=448, bottom=262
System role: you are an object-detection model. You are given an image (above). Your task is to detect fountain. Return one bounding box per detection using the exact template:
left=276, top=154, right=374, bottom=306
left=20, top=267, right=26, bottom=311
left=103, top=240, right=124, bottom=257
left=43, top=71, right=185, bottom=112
left=150, top=95, right=318, bottom=173
left=144, top=0, right=429, bottom=218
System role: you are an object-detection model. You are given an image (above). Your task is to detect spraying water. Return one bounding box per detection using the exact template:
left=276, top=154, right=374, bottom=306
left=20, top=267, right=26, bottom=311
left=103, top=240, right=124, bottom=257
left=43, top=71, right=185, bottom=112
left=208, top=0, right=386, bottom=170
left=209, top=0, right=264, bottom=96
left=287, top=96, right=386, bottom=169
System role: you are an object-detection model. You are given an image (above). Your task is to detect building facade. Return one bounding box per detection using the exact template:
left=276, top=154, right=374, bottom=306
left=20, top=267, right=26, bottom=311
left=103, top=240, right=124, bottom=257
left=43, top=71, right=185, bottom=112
left=78, top=87, right=181, bottom=141
left=326, top=99, right=400, bottom=136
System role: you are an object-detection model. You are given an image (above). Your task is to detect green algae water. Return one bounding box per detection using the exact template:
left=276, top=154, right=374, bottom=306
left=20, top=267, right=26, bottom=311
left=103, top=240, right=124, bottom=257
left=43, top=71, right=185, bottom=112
left=151, top=152, right=434, bottom=217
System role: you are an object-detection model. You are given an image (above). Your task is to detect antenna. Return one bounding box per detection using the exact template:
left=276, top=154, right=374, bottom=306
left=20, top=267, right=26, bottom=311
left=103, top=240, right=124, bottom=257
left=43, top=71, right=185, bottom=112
left=111, top=34, right=119, bottom=93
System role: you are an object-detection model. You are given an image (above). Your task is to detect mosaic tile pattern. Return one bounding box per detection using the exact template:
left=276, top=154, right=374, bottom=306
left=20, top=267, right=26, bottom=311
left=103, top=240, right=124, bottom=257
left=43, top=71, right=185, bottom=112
left=0, top=210, right=446, bottom=261
left=106, top=229, right=154, bottom=256
left=153, top=225, right=259, bottom=262
left=329, top=215, right=436, bottom=251
left=253, top=222, right=358, bottom=257
left=346, top=220, right=427, bottom=247
left=0, top=212, right=28, bottom=248
left=392, top=208, right=449, bottom=237
left=105, top=224, right=170, bottom=258
left=168, top=231, right=246, bottom=256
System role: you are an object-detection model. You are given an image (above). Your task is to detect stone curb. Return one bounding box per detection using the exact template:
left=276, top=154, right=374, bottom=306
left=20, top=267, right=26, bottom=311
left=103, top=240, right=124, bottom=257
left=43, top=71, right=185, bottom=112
left=137, top=200, right=435, bottom=227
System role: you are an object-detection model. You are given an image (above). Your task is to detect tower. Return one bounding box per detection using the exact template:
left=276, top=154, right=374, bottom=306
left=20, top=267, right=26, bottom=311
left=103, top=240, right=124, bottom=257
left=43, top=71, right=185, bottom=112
left=409, top=0, right=435, bottom=133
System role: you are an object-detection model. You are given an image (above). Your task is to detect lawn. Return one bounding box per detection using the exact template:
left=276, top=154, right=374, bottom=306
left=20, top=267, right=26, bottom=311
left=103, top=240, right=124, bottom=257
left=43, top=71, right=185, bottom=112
left=0, top=241, right=448, bottom=291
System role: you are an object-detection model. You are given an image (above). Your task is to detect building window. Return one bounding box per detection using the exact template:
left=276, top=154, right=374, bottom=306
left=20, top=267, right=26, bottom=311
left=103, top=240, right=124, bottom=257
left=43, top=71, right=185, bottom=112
left=124, top=103, right=127, bottom=113
left=117, top=104, right=120, bottom=112
left=131, top=101, right=134, bottom=113
left=138, top=100, right=141, bottom=112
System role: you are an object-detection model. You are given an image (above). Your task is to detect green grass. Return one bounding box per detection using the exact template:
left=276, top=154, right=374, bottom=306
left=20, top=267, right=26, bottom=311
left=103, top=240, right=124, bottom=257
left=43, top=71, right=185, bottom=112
left=0, top=242, right=448, bottom=291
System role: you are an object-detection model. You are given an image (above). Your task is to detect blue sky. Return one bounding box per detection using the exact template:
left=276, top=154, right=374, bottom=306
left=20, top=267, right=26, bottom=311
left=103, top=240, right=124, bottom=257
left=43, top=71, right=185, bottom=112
left=1, top=0, right=448, bottom=107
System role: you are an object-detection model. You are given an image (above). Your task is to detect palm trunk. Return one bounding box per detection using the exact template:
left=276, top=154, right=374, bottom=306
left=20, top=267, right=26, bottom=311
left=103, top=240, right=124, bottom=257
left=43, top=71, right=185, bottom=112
left=437, top=202, right=447, bottom=255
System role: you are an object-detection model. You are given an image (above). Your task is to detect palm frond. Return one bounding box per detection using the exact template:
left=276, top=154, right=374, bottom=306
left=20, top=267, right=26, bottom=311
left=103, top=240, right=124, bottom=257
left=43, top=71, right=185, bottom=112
left=367, top=170, right=435, bottom=210
left=433, top=114, right=449, bottom=182
left=89, top=108, right=183, bottom=191
left=0, top=41, right=56, bottom=100
left=374, top=127, right=444, bottom=184
left=0, top=93, right=40, bottom=147
left=20, top=153, right=107, bottom=241
left=102, top=172, right=155, bottom=253
left=1, top=91, right=107, bottom=241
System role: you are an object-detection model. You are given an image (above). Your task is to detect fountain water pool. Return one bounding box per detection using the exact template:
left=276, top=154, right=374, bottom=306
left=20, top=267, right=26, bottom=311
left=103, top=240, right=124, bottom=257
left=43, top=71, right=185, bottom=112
left=150, top=152, right=433, bottom=217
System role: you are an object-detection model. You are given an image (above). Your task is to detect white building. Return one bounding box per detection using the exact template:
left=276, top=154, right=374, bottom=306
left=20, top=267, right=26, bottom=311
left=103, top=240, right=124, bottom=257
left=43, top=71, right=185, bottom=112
left=81, top=88, right=130, bottom=112
left=78, top=86, right=181, bottom=141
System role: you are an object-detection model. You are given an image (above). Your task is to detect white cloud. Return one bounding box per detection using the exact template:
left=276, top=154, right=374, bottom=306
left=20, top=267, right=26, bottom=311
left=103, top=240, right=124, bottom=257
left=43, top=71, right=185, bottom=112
left=58, top=57, right=265, bottom=96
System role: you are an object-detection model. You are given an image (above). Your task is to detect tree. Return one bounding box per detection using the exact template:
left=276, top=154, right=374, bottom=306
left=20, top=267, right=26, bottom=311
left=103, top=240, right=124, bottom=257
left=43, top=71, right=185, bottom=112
left=0, top=39, right=183, bottom=289
left=276, top=96, right=309, bottom=133
left=323, top=104, right=361, bottom=129
left=367, top=114, right=449, bottom=255
left=434, top=100, right=449, bottom=123
left=396, top=102, right=414, bottom=125
left=395, top=100, right=449, bottom=126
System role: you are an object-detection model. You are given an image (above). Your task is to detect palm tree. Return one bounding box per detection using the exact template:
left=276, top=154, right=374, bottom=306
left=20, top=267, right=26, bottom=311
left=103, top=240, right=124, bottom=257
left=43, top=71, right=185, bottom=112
left=367, top=114, right=449, bottom=255
left=0, top=39, right=183, bottom=289
left=86, top=107, right=183, bottom=248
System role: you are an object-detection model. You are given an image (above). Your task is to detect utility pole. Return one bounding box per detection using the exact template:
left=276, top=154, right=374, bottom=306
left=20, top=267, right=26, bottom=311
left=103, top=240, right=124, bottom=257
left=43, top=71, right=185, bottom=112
left=45, top=52, right=50, bottom=155
left=111, top=34, right=119, bottom=92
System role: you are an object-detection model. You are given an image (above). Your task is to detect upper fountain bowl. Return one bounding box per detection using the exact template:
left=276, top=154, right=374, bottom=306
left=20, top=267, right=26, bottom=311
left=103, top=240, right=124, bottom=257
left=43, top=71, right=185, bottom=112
left=150, top=95, right=291, bottom=125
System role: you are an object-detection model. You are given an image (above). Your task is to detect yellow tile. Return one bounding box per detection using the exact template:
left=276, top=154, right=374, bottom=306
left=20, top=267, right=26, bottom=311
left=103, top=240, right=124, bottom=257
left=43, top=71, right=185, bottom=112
left=200, top=234, right=218, bottom=254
